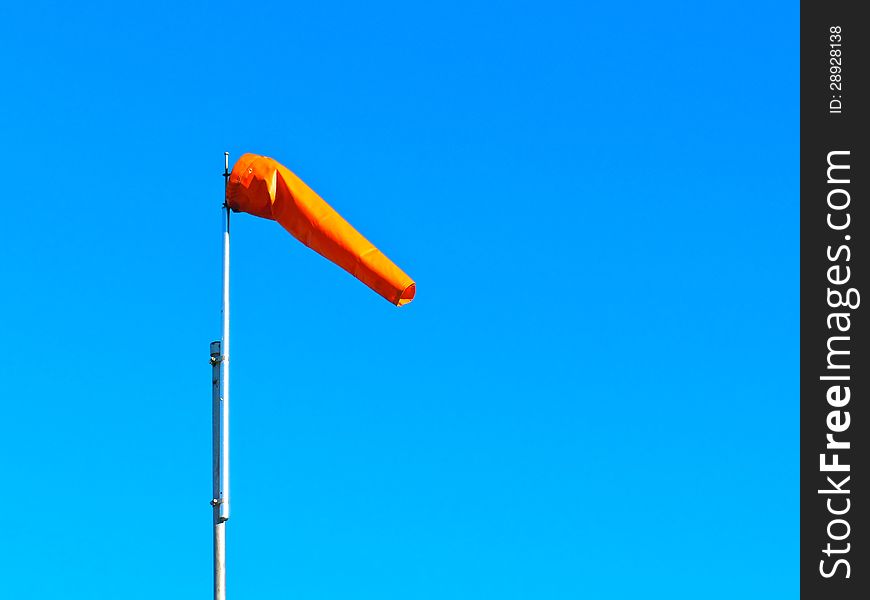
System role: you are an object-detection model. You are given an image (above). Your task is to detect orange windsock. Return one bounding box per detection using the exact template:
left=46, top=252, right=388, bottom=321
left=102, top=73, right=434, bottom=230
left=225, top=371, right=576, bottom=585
left=225, top=153, right=415, bottom=306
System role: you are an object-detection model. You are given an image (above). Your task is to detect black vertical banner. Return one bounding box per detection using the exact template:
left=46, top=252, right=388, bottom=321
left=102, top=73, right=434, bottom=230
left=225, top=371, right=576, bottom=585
left=801, top=1, right=868, bottom=597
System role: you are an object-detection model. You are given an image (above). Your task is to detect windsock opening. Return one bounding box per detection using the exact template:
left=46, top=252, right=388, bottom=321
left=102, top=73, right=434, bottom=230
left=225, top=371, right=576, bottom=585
left=397, top=282, right=416, bottom=306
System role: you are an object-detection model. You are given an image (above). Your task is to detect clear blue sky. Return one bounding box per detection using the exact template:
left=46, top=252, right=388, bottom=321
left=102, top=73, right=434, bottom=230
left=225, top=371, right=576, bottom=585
left=0, top=2, right=797, bottom=598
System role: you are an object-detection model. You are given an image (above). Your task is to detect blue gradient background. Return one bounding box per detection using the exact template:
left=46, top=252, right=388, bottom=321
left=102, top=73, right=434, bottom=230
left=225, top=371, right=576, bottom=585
left=0, top=1, right=797, bottom=598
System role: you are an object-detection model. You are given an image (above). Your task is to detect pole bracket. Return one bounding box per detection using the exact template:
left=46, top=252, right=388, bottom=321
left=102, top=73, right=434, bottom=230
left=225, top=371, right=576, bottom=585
left=210, top=340, right=222, bottom=365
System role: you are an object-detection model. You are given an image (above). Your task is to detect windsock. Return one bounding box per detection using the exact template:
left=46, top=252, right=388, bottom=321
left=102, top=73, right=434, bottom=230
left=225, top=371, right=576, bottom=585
left=226, top=153, right=416, bottom=306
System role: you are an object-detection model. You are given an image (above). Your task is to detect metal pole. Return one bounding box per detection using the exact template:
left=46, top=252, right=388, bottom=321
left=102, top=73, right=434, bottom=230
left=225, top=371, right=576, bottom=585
left=211, top=151, right=231, bottom=600
left=221, top=151, right=231, bottom=524
left=210, top=341, right=225, bottom=600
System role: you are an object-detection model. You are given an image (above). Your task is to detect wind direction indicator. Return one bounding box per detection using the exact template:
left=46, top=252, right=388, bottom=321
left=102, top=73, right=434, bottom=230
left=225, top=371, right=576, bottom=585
left=209, top=151, right=415, bottom=599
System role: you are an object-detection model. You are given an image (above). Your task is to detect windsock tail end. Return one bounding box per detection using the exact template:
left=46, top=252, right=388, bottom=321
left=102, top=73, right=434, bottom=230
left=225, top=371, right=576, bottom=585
left=397, top=282, right=416, bottom=306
